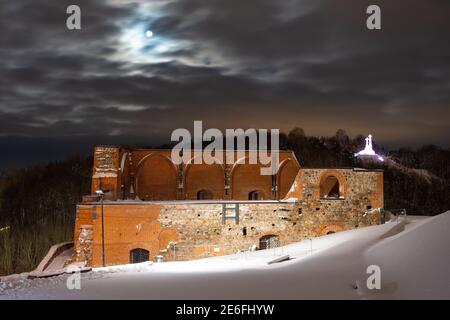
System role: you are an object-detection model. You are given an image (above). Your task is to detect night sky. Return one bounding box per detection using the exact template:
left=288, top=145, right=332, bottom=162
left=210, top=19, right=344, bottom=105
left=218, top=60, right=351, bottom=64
left=1, top=0, right=449, bottom=168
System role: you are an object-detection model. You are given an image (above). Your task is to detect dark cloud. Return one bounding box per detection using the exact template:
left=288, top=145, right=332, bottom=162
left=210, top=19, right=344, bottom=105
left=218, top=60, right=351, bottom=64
left=0, top=0, right=449, bottom=167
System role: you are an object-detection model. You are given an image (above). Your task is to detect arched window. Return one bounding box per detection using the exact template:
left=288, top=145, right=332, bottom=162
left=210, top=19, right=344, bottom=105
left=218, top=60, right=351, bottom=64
left=197, top=189, right=213, bottom=200
left=130, top=248, right=149, bottom=263
left=259, top=235, right=279, bottom=250
left=320, top=175, right=340, bottom=199
left=249, top=190, right=264, bottom=200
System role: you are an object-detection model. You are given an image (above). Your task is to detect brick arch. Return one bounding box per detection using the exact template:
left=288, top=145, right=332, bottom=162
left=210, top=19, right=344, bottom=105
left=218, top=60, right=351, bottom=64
left=231, top=157, right=272, bottom=200
left=231, top=155, right=249, bottom=171
left=120, top=152, right=129, bottom=173
left=136, top=154, right=177, bottom=200
left=184, top=162, right=225, bottom=199
left=316, top=169, right=349, bottom=199
left=136, top=152, right=176, bottom=169
left=119, top=152, right=130, bottom=199
left=184, top=157, right=225, bottom=176
left=277, top=158, right=301, bottom=199
left=183, top=154, right=203, bottom=167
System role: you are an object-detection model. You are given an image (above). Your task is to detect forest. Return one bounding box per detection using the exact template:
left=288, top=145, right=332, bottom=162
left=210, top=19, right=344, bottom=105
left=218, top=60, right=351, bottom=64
left=1, top=128, right=449, bottom=276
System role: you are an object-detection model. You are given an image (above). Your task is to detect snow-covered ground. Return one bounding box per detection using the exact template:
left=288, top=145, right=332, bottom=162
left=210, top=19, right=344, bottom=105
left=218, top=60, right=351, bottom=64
left=1, top=211, right=449, bottom=299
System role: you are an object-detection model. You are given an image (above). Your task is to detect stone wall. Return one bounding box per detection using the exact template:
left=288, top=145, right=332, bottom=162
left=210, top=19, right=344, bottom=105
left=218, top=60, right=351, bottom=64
left=74, top=225, right=93, bottom=266
left=74, top=167, right=383, bottom=267
left=286, top=168, right=384, bottom=235
left=158, top=202, right=302, bottom=261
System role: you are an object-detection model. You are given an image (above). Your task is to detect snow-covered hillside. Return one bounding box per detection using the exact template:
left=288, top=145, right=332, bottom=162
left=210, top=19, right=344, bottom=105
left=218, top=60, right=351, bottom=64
left=1, top=211, right=449, bottom=299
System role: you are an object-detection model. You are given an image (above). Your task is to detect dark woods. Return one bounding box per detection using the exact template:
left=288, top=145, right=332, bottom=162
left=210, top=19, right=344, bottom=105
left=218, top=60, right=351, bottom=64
left=0, top=156, right=91, bottom=275
left=0, top=129, right=449, bottom=275
left=284, top=128, right=450, bottom=216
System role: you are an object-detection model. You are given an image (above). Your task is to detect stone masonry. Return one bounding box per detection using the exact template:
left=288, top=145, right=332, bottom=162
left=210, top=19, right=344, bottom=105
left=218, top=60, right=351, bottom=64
left=73, top=147, right=384, bottom=267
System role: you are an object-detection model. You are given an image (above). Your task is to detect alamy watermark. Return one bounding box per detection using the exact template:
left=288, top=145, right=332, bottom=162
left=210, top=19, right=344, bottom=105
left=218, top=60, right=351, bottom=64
left=366, top=264, right=381, bottom=290
left=171, top=121, right=280, bottom=175
left=65, top=5, right=381, bottom=32
left=66, top=272, right=81, bottom=290
left=66, top=5, right=81, bottom=30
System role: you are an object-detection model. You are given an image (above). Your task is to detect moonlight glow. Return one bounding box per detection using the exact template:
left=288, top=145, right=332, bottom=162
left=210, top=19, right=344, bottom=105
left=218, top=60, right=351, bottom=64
left=116, top=25, right=173, bottom=65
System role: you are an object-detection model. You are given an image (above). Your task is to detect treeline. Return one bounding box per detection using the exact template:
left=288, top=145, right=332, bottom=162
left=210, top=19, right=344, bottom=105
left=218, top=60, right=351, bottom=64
left=281, top=128, right=450, bottom=215
left=0, top=130, right=449, bottom=275
left=0, top=156, right=91, bottom=275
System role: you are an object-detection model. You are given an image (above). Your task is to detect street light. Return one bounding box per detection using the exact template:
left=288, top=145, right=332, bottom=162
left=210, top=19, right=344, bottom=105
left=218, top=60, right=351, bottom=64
left=96, top=189, right=109, bottom=267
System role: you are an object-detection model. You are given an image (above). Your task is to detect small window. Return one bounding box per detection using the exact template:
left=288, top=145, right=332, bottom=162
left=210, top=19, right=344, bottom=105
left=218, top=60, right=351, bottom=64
left=367, top=205, right=372, bottom=210
left=197, top=189, right=213, bottom=200
left=249, top=191, right=263, bottom=200
left=326, top=231, right=336, bottom=235
left=259, top=235, right=279, bottom=250
left=242, top=227, right=247, bottom=236
left=320, top=175, right=341, bottom=199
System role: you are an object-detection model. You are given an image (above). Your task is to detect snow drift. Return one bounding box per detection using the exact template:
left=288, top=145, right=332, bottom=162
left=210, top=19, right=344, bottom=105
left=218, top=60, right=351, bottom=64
left=1, top=211, right=449, bottom=299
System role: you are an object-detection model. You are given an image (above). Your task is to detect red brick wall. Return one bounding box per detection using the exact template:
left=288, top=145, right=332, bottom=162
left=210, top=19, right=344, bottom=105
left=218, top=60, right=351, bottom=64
left=231, top=163, right=272, bottom=199
left=136, top=154, right=177, bottom=200
left=370, top=171, right=384, bottom=208
left=88, top=204, right=179, bottom=266
left=184, top=163, right=225, bottom=199
left=91, top=147, right=301, bottom=201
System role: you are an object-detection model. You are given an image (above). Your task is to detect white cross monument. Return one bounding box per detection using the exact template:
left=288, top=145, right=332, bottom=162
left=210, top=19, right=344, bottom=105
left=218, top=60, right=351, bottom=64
left=354, top=134, right=384, bottom=161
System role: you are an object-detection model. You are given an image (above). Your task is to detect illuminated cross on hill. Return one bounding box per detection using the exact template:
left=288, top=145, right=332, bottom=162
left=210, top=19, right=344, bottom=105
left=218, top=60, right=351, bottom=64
left=355, top=134, right=384, bottom=161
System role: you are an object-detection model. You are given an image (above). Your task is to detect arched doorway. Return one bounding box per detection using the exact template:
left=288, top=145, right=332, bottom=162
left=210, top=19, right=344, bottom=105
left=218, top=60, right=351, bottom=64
left=259, top=235, right=279, bottom=250
left=320, top=175, right=340, bottom=199
left=130, top=248, right=149, bottom=263
left=248, top=190, right=264, bottom=200
left=197, top=189, right=213, bottom=200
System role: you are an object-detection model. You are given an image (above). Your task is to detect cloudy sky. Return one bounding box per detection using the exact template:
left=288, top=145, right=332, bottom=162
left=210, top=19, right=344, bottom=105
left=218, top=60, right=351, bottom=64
left=0, top=0, right=449, bottom=167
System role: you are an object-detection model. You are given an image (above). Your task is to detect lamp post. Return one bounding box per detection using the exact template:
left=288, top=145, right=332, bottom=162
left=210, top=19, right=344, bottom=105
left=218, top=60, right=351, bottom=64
left=96, top=189, right=108, bottom=267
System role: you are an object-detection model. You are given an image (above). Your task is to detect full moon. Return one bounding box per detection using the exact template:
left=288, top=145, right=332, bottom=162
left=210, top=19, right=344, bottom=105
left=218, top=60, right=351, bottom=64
left=145, top=30, right=153, bottom=38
